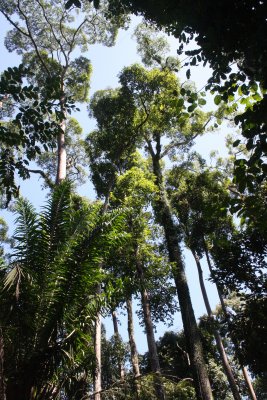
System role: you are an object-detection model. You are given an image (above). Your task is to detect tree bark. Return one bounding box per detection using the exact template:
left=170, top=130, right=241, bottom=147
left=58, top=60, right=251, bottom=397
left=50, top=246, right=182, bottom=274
left=135, top=254, right=166, bottom=400
left=55, top=90, right=67, bottom=184
left=94, top=308, right=102, bottom=400
left=192, top=251, right=242, bottom=400
left=204, top=245, right=257, bottom=400
left=0, top=328, right=6, bottom=400
left=242, top=367, right=257, bottom=400
left=150, top=149, right=213, bottom=400
left=126, top=298, right=141, bottom=399
left=111, top=310, right=125, bottom=382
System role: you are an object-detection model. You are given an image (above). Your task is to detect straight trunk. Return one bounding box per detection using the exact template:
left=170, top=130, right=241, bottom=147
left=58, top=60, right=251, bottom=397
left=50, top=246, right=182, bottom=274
left=111, top=310, right=125, bottom=382
left=94, top=310, right=102, bottom=400
left=151, top=153, right=213, bottom=400
left=135, top=256, right=166, bottom=400
left=242, top=367, right=257, bottom=400
left=55, top=91, right=67, bottom=184
left=0, top=328, right=6, bottom=400
left=192, top=251, right=242, bottom=400
left=126, top=298, right=141, bottom=399
left=204, top=245, right=257, bottom=400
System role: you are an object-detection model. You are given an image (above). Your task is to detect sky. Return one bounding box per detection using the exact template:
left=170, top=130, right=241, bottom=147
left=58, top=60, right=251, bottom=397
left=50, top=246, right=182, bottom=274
left=0, top=9, right=230, bottom=354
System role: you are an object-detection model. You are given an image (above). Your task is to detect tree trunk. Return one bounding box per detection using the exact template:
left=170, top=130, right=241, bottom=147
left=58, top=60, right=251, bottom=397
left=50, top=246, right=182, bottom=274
left=204, top=245, right=257, bottom=400
left=150, top=152, right=213, bottom=400
left=242, top=367, right=257, bottom=400
left=0, top=328, right=6, bottom=400
left=192, top=251, right=242, bottom=400
left=94, top=310, right=102, bottom=400
left=111, top=310, right=125, bottom=382
left=55, top=91, right=67, bottom=184
left=126, top=298, right=141, bottom=399
left=135, top=254, right=166, bottom=400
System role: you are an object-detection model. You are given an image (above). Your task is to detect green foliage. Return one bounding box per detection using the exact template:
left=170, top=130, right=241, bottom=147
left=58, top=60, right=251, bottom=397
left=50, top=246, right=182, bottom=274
left=86, top=89, right=138, bottom=198
left=0, top=182, right=129, bottom=397
left=254, top=373, right=267, bottom=400
left=229, top=297, right=267, bottom=375
left=167, top=166, right=231, bottom=256
left=0, top=65, right=63, bottom=203
left=134, top=22, right=173, bottom=69
left=101, top=327, right=129, bottom=392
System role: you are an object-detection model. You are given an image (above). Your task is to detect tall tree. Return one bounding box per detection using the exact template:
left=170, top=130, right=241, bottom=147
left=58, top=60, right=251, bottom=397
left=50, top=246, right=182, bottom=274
left=167, top=165, right=260, bottom=399
left=0, top=0, right=128, bottom=186
left=88, top=60, right=214, bottom=397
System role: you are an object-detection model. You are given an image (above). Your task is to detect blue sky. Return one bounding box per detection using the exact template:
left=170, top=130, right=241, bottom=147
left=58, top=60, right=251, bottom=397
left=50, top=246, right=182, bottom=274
left=1, top=11, right=229, bottom=353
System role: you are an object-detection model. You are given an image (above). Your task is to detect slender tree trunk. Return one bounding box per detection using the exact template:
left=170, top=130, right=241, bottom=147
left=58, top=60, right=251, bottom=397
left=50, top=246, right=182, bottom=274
left=126, top=298, right=141, bottom=399
left=135, top=253, right=166, bottom=400
left=94, top=313, right=102, bottom=400
left=55, top=90, right=67, bottom=184
left=94, top=283, right=102, bottom=400
left=0, top=328, right=6, bottom=400
left=242, top=367, right=257, bottom=400
left=112, top=310, right=125, bottom=382
left=204, top=243, right=257, bottom=400
left=192, top=251, right=242, bottom=400
left=150, top=151, right=213, bottom=400
left=204, top=244, right=228, bottom=315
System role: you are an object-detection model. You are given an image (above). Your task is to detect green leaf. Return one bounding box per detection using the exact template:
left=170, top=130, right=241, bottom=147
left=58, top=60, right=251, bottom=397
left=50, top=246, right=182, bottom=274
left=232, top=139, right=241, bottom=147
left=177, top=98, right=184, bottom=107
left=246, top=139, right=254, bottom=151
left=198, top=98, right=206, bottom=106
left=214, top=95, right=221, bottom=105
left=186, top=69, right=191, bottom=80
left=188, top=103, right=197, bottom=112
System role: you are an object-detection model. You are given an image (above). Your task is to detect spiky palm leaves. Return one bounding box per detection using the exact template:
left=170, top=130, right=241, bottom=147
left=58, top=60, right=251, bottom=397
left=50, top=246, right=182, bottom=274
left=0, top=182, right=126, bottom=399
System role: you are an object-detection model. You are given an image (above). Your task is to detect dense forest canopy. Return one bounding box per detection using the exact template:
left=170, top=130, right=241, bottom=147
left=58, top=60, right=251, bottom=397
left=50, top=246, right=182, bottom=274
left=0, top=0, right=266, bottom=399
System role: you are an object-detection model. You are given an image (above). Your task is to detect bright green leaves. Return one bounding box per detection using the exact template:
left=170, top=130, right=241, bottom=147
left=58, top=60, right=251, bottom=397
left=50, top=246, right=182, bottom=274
left=111, top=155, right=157, bottom=209
left=118, top=64, right=211, bottom=156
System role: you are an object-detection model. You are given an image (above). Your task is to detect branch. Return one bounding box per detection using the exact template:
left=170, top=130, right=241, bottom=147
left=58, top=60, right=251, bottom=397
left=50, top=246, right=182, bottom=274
left=67, top=16, right=89, bottom=58
left=28, top=169, right=54, bottom=188
left=16, top=0, right=51, bottom=75
left=161, top=115, right=212, bottom=159
left=228, top=185, right=244, bottom=199
left=36, top=0, right=69, bottom=68
left=145, top=138, right=155, bottom=157
left=0, top=9, right=30, bottom=38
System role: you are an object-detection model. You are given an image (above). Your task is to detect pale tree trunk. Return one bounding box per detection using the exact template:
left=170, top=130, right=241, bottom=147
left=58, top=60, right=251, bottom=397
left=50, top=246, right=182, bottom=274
left=94, top=312, right=102, bottom=400
left=126, top=298, right=141, bottom=399
left=149, top=149, right=213, bottom=400
left=242, top=367, right=257, bottom=400
left=135, top=253, right=166, bottom=400
left=93, top=283, right=102, bottom=400
left=0, top=328, right=6, bottom=400
left=55, top=90, right=67, bottom=184
left=111, top=310, right=125, bottom=382
left=192, top=251, right=242, bottom=400
left=204, top=243, right=257, bottom=400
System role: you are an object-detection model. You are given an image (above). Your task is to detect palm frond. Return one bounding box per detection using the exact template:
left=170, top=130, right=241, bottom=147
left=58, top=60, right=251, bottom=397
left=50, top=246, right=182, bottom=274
left=12, top=197, right=40, bottom=268
left=3, top=263, right=24, bottom=299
